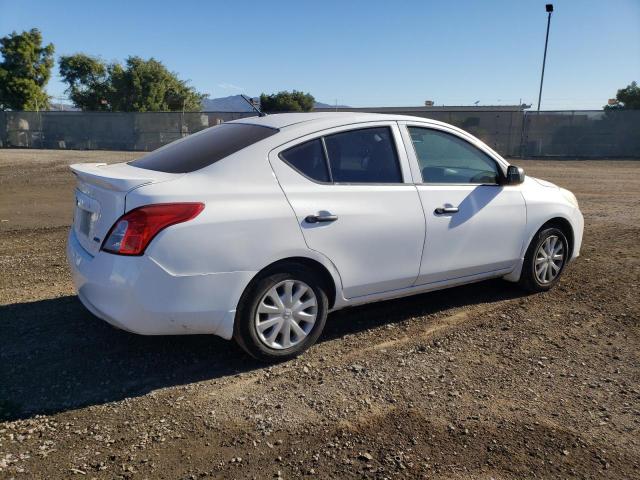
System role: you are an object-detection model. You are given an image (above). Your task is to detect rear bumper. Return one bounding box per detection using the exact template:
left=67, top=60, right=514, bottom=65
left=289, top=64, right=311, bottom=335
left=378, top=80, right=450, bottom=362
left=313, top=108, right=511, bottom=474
left=67, top=229, right=254, bottom=338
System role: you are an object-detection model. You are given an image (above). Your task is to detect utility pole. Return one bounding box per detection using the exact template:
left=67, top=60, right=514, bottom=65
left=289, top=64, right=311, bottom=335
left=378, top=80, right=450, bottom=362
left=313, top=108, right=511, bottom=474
left=537, top=4, right=554, bottom=112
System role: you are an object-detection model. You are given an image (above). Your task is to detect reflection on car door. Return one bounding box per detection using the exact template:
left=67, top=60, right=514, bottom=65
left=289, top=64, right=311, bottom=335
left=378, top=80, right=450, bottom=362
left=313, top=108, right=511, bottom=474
left=270, top=123, right=425, bottom=298
left=400, top=123, right=526, bottom=285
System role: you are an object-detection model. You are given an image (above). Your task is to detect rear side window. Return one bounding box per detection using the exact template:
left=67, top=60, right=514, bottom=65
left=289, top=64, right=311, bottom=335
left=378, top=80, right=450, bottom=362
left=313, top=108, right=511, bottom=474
left=280, top=126, right=402, bottom=184
left=279, top=139, right=330, bottom=182
left=324, top=127, right=402, bottom=183
left=129, top=123, right=278, bottom=173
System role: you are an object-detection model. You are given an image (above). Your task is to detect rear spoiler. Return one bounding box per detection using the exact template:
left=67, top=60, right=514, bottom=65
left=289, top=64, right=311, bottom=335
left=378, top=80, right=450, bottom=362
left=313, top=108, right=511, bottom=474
left=69, top=163, right=173, bottom=192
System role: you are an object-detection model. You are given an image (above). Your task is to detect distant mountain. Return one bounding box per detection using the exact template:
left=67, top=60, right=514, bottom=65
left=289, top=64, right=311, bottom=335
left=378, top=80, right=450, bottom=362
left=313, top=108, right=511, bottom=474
left=202, top=95, right=258, bottom=112
left=313, top=101, right=350, bottom=109
left=202, top=94, right=349, bottom=112
left=48, top=102, right=79, bottom=111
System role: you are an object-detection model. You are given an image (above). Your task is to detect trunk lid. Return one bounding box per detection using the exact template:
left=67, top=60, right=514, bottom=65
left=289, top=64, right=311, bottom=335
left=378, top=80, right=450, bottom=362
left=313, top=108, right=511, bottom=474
left=70, top=162, right=181, bottom=256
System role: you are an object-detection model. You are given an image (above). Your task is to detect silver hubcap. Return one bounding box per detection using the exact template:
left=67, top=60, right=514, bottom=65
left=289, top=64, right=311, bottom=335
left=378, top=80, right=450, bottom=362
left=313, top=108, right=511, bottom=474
left=535, top=235, right=565, bottom=284
left=254, top=280, right=318, bottom=350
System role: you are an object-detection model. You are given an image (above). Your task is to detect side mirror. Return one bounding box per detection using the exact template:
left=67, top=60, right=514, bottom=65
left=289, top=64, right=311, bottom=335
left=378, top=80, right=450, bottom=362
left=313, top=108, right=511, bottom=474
left=505, top=165, right=525, bottom=185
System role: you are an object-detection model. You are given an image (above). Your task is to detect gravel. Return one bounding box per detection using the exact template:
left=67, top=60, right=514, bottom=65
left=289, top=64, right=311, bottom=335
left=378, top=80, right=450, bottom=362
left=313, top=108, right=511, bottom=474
left=1, top=151, right=639, bottom=478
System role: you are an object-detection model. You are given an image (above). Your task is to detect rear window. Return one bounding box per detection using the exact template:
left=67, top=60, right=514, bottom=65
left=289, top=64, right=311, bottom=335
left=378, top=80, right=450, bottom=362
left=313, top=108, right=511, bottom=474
left=129, top=123, right=278, bottom=173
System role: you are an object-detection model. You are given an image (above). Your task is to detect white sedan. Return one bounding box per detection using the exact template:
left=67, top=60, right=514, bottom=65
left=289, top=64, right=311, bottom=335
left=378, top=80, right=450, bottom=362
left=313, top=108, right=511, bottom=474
left=67, top=113, right=583, bottom=361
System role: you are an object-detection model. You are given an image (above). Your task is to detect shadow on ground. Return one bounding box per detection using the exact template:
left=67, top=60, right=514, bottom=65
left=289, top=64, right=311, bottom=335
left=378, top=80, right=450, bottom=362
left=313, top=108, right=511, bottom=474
left=0, top=280, right=524, bottom=421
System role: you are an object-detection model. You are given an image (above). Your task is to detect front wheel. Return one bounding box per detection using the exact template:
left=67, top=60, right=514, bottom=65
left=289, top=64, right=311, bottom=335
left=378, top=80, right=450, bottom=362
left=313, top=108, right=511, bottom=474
left=519, top=227, right=569, bottom=292
left=234, top=267, right=328, bottom=362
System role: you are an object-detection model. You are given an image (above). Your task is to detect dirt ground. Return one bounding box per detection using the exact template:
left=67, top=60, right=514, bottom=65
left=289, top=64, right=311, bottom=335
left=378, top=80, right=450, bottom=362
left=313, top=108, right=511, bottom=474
left=1, top=149, right=639, bottom=479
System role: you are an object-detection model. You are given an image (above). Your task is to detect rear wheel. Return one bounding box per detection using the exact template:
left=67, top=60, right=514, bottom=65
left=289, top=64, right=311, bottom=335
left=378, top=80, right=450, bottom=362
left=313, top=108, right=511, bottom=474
left=234, top=267, right=328, bottom=362
left=519, top=227, right=569, bottom=292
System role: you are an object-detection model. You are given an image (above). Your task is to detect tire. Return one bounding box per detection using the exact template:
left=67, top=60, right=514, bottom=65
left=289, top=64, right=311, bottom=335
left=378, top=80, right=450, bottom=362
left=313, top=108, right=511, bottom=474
left=519, top=227, right=569, bottom=292
left=234, top=266, right=329, bottom=362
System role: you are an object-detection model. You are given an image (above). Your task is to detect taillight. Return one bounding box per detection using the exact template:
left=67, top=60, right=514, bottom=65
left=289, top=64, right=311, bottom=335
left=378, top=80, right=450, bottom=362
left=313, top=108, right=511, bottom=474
left=102, top=203, right=204, bottom=255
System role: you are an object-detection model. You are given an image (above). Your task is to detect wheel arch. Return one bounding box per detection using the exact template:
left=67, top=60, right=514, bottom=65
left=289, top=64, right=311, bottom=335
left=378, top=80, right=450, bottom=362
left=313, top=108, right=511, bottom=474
left=241, top=256, right=340, bottom=310
left=504, top=214, right=576, bottom=283
left=539, top=216, right=575, bottom=258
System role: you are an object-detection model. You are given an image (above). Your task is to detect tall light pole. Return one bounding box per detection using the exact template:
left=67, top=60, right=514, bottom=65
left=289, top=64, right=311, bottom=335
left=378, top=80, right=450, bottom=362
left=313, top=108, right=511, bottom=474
left=537, top=3, right=554, bottom=112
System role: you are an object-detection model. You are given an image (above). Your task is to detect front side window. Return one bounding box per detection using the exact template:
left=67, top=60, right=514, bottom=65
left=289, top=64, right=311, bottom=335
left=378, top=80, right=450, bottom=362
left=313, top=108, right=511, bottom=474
left=408, top=127, right=499, bottom=184
left=324, top=127, right=402, bottom=183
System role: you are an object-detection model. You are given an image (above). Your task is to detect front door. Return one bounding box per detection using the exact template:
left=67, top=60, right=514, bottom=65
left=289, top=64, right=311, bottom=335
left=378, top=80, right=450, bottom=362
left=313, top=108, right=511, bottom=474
left=401, top=124, right=526, bottom=285
left=269, top=123, right=425, bottom=298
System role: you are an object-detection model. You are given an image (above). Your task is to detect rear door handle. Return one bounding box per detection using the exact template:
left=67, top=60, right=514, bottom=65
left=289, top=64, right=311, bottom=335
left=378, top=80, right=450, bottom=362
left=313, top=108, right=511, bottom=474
left=434, top=206, right=459, bottom=215
left=305, top=214, right=338, bottom=224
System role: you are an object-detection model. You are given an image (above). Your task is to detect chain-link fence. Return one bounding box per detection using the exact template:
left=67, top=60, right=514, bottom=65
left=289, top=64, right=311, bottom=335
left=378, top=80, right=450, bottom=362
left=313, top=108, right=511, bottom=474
left=0, top=109, right=638, bottom=158
left=520, top=110, right=640, bottom=157
left=361, top=109, right=526, bottom=157
left=316, top=108, right=640, bottom=158
left=0, top=111, right=256, bottom=152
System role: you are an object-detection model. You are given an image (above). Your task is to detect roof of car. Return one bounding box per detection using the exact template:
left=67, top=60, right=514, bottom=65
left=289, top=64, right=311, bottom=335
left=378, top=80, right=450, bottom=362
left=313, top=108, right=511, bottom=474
left=228, top=112, right=435, bottom=130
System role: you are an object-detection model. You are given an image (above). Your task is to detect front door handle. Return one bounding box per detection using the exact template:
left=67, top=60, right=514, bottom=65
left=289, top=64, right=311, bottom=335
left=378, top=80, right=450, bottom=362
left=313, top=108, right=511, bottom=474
left=434, top=206, right=459, bottom=215
left=305, top=214, right=338, bottom=224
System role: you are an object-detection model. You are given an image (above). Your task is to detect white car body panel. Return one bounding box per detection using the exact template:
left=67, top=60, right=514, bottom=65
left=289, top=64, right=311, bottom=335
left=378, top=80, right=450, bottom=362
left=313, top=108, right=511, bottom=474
left=413, top=184, right=526, bottom=284
left=502, top=176, right=584, bottom=282
left=268, top=121, right=425, bottom=298
left=396, top=119, right=527, bottom=283
left=66, top=112, right=584, bottom=339
left=70, top=162, right=181, bottom=256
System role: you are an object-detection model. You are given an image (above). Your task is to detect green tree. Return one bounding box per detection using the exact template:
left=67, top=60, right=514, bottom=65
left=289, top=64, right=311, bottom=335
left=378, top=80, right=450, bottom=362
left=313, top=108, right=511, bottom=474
left=605, top=81, right=640, bottom=110
left=59, top=54, right=112, bottom=111
left=260, top=90, right=315, bottom=112
left=110, top=57, right=205, bottom=112
left=0, top=28, right=54, bottom=110
left=59, top=54, right=206, bottom=111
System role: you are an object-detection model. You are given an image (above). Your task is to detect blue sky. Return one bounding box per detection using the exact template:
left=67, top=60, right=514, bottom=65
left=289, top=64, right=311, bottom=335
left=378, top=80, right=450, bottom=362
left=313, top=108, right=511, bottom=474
left=1, top=0, right=638, bottom=109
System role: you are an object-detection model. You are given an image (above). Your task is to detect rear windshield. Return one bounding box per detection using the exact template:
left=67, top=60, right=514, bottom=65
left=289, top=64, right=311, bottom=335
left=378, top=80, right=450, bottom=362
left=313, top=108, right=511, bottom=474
left=129, top=123, right=278, bottom=173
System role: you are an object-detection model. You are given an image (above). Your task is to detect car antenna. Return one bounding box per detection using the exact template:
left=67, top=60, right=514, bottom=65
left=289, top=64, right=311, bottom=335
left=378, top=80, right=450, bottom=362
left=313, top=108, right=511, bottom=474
left=241, top=94, right=266, bottom=117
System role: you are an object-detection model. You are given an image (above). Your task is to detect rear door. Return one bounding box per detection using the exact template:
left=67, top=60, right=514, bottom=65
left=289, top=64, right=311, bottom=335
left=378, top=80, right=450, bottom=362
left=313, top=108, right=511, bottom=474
left=269, top=122, right=425, bottom=299
left=399, top=122, right=526, bottom=284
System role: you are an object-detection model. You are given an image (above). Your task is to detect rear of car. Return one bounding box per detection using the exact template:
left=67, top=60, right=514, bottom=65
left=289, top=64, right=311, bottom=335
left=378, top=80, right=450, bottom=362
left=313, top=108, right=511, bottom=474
left=67, top=123, right=280, bottom=338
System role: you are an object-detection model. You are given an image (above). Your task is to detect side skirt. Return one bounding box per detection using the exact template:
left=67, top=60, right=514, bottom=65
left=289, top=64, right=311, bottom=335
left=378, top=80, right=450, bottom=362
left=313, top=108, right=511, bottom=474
left=332, top=267, right=514, bottom=311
